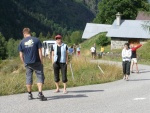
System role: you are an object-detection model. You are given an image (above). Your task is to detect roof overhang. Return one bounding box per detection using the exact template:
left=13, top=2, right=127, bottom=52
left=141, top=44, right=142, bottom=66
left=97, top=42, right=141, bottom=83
left=82, top=23, right=111, bottom=39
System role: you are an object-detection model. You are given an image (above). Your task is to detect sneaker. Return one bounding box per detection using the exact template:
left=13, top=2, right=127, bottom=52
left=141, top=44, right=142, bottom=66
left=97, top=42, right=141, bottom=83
left=38, top=94, right=47, bottom=101
left=28, top=94, right=33, bottom=100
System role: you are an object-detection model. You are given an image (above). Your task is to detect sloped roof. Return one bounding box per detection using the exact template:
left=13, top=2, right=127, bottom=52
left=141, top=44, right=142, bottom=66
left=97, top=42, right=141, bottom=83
left=136, top=11, right=150, bottom=20
left=82, top=23, right=111, bottom=39
left=106, top=20, right=150, bottom=39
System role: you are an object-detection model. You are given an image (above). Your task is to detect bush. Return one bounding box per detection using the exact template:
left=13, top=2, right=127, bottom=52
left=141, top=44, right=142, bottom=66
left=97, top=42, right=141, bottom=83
left=70, top=31, right=82, bottom=44
left=7, top=38, right=20, bottom=58
left=96, top=33, right=110, bottom=46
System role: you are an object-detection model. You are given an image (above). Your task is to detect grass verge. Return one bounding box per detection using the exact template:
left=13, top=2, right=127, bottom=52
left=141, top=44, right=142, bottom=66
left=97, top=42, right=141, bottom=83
left=0, top=56, right=122, bottom=96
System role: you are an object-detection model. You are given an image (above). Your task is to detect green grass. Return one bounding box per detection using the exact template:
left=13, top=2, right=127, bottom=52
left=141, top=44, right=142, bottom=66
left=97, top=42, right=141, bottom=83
left=136, top=41, right=150, bottom=65
left=0, top=56, right=122, bottom=96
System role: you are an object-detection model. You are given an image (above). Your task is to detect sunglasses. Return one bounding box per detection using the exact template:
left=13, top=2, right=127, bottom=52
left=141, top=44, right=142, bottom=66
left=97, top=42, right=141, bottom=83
left=56, top=38, right=61, bottom=40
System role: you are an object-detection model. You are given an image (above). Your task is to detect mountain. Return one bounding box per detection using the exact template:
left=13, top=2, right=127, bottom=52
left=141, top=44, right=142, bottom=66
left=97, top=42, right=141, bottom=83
left=75, top=0, right=101, bottom=15
left=0, top=0, right=99, bottom=40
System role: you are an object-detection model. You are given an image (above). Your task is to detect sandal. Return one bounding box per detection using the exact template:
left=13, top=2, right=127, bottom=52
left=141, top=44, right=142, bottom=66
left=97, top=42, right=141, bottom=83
left=126, top=75, right=129, bottom=81
left=54, top=90, right=60, bottom=93
left=63, top=90, right=68, bottom=94
left=123, top=76, right=126, bottom=80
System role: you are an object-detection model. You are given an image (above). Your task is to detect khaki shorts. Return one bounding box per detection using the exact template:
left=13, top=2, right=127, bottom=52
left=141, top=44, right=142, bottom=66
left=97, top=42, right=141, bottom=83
left=131, top=58, right=137, bottom=63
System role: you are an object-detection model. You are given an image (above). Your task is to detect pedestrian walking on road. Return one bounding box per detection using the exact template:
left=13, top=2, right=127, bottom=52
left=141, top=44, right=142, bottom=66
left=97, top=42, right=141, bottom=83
left=94, top=43, right=96, bottom=58
left=122, top=43, right=132, bottom=81
left=90, top=46, right=96, bottom=59
left=51, top=35, right=68, bottom=94
left=130, top=44, right=142, bottom=73
left=100, top=46, right=104, bottom=57
left=68, top=45, right=74, bottom=55
left=77, top=45, right=81, bottom=56
left=18, top=28, right=47, bottom=101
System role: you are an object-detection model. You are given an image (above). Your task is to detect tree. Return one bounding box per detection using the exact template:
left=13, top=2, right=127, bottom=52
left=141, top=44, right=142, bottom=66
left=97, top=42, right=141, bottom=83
left=64, top=35, right=71, bottom=44
left=70, top=31, right=82, bottom=44
left=31, top=32, right=37, bottom=37
left=96, top=33, right=110, bottom=46
left=0, top=33, right=7, bottom=59
left=93, top=0, right=149, bottom=24
left=46, top=32, right=51, bottom=39
left=7, top=38, right=20, bottom=58
left=38, top=32, right=46, bottom=42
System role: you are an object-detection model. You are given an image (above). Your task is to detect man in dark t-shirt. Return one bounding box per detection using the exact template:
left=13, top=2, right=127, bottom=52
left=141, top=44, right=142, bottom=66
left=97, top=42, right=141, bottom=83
left=18, top=28, right=47, bottom=101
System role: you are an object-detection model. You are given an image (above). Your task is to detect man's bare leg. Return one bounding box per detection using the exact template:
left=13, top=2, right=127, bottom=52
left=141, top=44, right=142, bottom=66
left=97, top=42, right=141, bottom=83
left=135, top=63, right=139, bottom=73
left=126, top=75, right=129, bottom=81
left=26, top=85, right=32, bottom=92
left=37, top=83, right=43, bottom=92
left=131, top=62, right=134, bottom=72
left=63, top=83, right=67, bottom=94
left=54, top=82, right=60, bottom=92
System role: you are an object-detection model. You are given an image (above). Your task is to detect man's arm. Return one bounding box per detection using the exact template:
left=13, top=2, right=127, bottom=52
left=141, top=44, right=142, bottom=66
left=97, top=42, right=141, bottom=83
left=122, top=49, right=125, bottom=58
left=128, top=49, right=132, bottom=58
left=51, top=51, right=54, bottom=64
left=38, top=48, right=43, bottom=64
left=19, top=52, right=24, bottom=64
left=66, top=51, right=68, bottom=64
left=135, top=44, right=142, bottom=50
left=132, top=44, right=142, bottom=51
left=66, top=45, right=68, bottom=64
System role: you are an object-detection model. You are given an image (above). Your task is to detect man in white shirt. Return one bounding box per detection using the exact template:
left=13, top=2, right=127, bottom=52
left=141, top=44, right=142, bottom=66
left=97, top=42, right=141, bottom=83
left=90, top=46, right=96, bottom=59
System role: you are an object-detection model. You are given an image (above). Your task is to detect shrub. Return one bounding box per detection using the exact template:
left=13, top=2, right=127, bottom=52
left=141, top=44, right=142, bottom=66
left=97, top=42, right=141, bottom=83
left=96, top=33, right=110, bottom=46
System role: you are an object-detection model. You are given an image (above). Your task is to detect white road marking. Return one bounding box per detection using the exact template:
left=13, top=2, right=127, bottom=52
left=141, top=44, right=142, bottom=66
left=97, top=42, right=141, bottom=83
left=133, top=98, right=146, bottom=100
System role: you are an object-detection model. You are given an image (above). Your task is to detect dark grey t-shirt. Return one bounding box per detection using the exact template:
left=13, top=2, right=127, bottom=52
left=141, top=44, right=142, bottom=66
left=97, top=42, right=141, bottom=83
left=18, top=36, right=42, bottom=64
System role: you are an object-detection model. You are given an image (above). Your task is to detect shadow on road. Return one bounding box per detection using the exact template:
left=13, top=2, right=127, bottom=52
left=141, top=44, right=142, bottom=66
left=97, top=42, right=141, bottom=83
left=139, top=71, right=150, bottom=73
left=47, top=94, right=88, bottom=100
left=69, top=90, right=104, bottom=93
left=128, top=79, right=150, bottom=81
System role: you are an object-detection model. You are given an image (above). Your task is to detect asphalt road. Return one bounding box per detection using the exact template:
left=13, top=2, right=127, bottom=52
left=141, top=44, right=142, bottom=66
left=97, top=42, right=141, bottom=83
left=0, top=61, right=150, bottom=113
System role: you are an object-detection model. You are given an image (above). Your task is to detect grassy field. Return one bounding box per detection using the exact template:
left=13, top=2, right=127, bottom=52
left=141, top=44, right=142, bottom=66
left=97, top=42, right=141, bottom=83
left=0, top=56, right=122, bottom=96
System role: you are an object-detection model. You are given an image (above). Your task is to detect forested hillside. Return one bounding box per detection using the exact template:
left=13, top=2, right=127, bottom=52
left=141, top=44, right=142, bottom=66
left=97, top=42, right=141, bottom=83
left=75, top=0, right=101, bottom=14
left=0, top=0, right=97, bottom=40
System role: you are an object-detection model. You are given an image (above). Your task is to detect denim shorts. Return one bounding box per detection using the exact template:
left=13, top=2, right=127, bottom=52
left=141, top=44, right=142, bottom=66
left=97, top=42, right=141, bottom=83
left=25, top=62, right=45, bottom=85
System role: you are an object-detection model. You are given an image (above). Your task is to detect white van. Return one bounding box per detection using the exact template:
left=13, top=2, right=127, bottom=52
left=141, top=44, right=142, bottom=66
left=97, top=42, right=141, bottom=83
left=42, top=40, right=56, bottom=56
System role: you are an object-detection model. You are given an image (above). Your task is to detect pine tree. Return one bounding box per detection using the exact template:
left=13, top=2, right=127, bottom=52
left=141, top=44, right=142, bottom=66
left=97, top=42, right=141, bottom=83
left=0, top=33, right=7, bottom=59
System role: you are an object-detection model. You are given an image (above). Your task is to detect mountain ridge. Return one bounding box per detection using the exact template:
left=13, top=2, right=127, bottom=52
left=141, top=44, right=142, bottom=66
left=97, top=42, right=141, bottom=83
left=0, top=0, right=99, bottom=40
